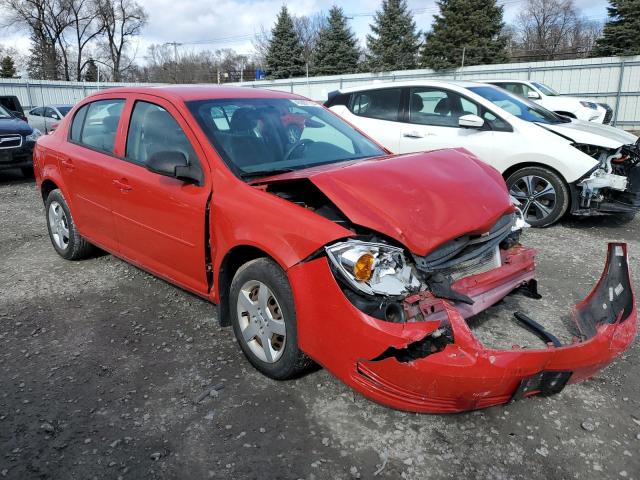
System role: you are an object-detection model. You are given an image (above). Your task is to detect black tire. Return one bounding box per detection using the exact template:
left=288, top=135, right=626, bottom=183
left=44, top=189, right=93, bottom=260
left=229, top=258, right=312, bottom=380
left=21, top=166, right=34, bottom=178
left=506, top=166, right=569, bottom=227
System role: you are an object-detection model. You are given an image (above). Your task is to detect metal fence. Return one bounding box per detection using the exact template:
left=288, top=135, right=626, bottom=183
left=1, top=55, right=639, bottom=129
left=236, top=55, right=640, bottom=129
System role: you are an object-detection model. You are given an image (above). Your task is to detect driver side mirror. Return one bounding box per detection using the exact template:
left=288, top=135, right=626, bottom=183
left=458, top=114, right=485, bottom=129
left=146, top=151, right=203, bottom=185
left=51, top=113, right=60, bottom=120
left=527, top=91, right=541, bottom=100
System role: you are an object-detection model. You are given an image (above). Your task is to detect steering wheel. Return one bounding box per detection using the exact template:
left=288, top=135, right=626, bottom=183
left=283, top=138, right=314, bottom=161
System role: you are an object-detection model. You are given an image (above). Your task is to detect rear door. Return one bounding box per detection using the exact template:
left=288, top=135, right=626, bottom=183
left=60, top=98, right=125, bottom=251
left=331, top=87, right=403, bottom=152
left=110, top=95, right=210, bottom=294
left=397, top=86, right=496, bottom=164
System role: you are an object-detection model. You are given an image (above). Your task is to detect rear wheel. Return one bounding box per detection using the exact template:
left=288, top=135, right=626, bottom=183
left=506, top=166, right=569, bottom=227
left=45, top=189, right=93, bottom=260
left=229, top=258, right=312, bottom=379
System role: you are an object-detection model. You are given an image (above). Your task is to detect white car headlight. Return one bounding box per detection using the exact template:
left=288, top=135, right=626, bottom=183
left=26, top=129, right=42, bottom=142
left=325, top=240, right=421, bottom=296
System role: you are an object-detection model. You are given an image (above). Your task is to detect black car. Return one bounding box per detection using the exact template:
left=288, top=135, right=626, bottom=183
left=0, top=104, right=40, bottom=177
left=0, top=95, right=28, bottom=122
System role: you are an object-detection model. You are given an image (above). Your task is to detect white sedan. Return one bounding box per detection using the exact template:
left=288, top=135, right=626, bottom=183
left=325, top=80, right=639, bottom=226
left=482, top=80, right=611, bottom=124
left=26, top=104, right=73, bottom=134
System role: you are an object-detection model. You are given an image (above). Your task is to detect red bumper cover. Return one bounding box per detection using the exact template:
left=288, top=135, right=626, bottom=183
left=289, top=243, right=636, bottom=413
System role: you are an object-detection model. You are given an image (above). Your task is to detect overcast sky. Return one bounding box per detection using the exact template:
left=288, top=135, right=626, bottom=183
left=0, top=0, right=610, bottom=59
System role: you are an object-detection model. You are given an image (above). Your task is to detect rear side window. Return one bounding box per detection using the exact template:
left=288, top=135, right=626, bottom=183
left=349, top=88, right=401, bottom=121
left=125, top=101, right=198, bottom=166
left=30, top=107, right=44, bottom=116
left=70, top=99, right=125, bottom=154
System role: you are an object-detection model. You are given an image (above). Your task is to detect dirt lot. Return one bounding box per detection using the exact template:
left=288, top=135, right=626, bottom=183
left=1, top=169, right=639, bottom=480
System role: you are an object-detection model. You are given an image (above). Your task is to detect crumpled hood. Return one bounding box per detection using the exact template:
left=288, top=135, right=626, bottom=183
left=256, top=148, right=513, bottom=256
left=537, top=119, right=638, bottom=149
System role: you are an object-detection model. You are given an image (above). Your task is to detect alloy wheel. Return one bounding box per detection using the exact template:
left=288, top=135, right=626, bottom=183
left=236, top=280, right=287, bottom=363
left=48, top=201, right=70, bottom=250
left=509, top=175, right=557, bottom=222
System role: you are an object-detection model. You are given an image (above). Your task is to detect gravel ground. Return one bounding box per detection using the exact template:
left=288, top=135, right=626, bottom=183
left=1, top=169, right=639, bottom=480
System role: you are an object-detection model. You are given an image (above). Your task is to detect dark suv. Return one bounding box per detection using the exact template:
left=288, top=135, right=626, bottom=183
left=0, top=104, right=40, bottom=176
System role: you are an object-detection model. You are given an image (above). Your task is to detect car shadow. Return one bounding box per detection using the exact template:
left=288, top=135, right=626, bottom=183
left=0, top=169, right=34, bottom=186
left=558, top=213, right=637, bottom=231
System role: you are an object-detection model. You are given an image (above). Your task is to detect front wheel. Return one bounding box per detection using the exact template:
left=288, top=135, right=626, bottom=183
left=229, top=258, right=312, bottom=380
left=506, top=166, right=569, bottom=227
left=45, top=189, right=94, bottom=260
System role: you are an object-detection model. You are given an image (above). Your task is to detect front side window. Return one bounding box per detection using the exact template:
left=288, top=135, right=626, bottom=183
left=188, top=98, right=386, bottom=178
left=349, top=88, right=402, bottom=121
left=408, top=87, right=480, bottom=127
left=468, top=86, right=569, bottom=125
left=72, top=99, right=125, bottom=154
left=126, top=101, right=198, bottom=166
left=44, top=107, right=59, bottom=119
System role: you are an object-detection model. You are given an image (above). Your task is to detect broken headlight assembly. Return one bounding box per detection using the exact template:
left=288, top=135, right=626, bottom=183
left=325, top=240, right=421, bottom=296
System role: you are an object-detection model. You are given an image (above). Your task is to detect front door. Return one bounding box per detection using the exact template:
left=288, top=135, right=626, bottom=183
left=110, top=96, right=210, bottom=294
left=398, top=87, right=496, bottom=166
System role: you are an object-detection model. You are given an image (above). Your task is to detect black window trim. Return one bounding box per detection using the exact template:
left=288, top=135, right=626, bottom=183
left=67, top=98, right=127, bottom=158
left=402, top=86, right=513, bottom=133
left=347, top=87, right=404, bottom=123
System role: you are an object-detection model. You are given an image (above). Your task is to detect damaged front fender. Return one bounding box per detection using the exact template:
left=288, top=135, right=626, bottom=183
left=290, top=243, right=636, bottom=413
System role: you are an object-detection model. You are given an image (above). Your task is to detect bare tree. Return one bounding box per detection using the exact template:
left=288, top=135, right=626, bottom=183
left=68, top=0, right=105, bottom=80
left=511, top=0, right=602, bottom=60
left=1, top=0, right=73, bottom=79
left=95, top=0, right=146, bottom=81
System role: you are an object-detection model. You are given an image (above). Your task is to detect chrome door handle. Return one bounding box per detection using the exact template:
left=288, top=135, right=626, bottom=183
left=403, top=132, right=424, bottom=139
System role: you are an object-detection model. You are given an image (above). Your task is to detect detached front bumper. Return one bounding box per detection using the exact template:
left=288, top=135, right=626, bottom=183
left=289, top=243, right=636, bottom=413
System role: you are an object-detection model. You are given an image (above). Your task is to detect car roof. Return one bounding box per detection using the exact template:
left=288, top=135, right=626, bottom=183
left=85, top=85, right=308, bottom=103
left=479, top=79, right=530, bottom=84
left=336, top=79, right=488, bottom=93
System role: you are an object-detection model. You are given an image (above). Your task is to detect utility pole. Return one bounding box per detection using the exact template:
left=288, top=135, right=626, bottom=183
left=164, top=42, right=182, bottom=83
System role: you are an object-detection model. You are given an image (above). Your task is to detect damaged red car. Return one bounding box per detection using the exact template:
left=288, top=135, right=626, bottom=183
left=33, top=86, right=637, bottom=413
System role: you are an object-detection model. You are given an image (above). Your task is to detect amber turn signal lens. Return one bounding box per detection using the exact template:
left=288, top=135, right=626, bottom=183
left=353, top=253, right=374, bottom=281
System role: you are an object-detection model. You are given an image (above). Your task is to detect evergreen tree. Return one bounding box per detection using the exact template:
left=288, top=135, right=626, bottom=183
left=312, top=6, right=360, bottom=76
left=265, top=6, right=305, bottom=79
left=84, top=58, right=98, bottom=81
left=421, top=0, right=509, bottom=71
left=0, top=56, right=17, bottom=78
left=365, top=0, right=421, bottom=71
left=593, top=0, right=640, bottom=56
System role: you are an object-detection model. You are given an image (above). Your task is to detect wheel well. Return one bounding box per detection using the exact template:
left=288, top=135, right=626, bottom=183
left=217, top=245, right=274, bottom=327
left=554, top=111, right=576, bottom=119
left=502, top=162, right=573, bottom=210
left=40, top=179, right=59, bottom=203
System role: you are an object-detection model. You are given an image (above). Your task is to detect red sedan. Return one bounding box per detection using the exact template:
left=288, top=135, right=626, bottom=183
left=33, top=86, right=636, bottom=413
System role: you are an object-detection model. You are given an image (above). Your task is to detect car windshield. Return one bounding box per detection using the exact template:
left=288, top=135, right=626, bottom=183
left=188, top=98, right=386, bottom=178
left=532, top=82, right=559, bottom=96
left=468, top=86, right=570, bottom=124
left=57, top=106, right=72, bottom=116
left=0, top=105, right=12, bottom=119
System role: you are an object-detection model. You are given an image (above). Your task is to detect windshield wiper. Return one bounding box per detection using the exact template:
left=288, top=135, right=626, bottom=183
left=239, top=168, right=295, bottom=179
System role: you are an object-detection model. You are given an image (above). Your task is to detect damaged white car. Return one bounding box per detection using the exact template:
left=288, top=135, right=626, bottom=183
left=325, top=81, right=640, bottom=227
